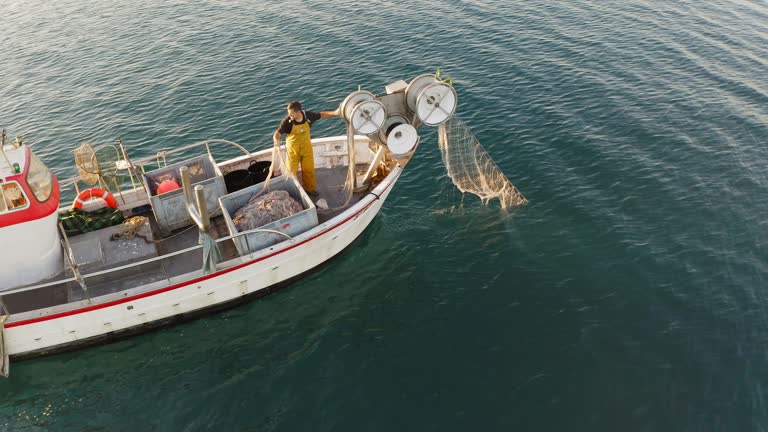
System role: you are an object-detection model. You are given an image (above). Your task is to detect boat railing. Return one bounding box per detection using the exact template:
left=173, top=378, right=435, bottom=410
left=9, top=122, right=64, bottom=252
left=57, top=139, right=253, bottom=201
left=0, top=136, right=384, bottom=319
left=54, top=136, right=374, bottom=204
left=0, top=225, right=299, bottom=319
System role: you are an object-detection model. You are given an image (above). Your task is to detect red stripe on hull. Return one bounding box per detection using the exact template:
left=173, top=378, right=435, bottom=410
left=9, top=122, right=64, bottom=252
left=6, top=177, right=394, bottom=329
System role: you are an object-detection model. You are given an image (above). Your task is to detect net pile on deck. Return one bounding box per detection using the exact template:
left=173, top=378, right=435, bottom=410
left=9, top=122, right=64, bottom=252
left=438, top=115, right=527, bottom=209
left=233, top=190, right=303, bottom=231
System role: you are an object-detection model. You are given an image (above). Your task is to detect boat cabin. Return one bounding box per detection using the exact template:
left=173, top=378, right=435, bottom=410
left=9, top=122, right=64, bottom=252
left=0, top=139, right=62, bottom=288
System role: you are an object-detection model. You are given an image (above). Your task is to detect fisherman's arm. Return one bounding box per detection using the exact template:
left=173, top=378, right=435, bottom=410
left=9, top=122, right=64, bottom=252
left=274, top=116, right=291, bottom=144
left=318, top=108, right=340, bottom=119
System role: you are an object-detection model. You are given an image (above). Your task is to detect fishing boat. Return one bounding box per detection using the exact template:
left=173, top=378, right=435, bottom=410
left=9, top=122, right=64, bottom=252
left=0, top=74, right=459, bottom=375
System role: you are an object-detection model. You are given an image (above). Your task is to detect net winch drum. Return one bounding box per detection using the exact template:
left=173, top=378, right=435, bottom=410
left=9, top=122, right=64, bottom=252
left=405, top=74, right=458, bottom=126
left=350, top=100, right=386, bottom=135
left=340, top=90, right=386, bottom=134
left=415, top=82, right=457, bottom=126
left=405, top=74, right=437, bottom=113
left=386, top=124, right=419, bottom=155
left=377, top=115, right=419, bottom=154
left=340, top=89, right=375, bottom=120
left=377, top=114, right=409, bottom=145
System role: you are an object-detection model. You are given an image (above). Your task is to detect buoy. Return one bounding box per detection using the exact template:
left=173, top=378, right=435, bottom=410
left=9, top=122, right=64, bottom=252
left=157, top=179, right=181, bottom=195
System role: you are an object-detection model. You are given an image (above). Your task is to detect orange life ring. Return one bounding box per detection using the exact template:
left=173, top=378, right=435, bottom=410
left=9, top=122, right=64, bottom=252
left=73, top=188, right=119, bottom=210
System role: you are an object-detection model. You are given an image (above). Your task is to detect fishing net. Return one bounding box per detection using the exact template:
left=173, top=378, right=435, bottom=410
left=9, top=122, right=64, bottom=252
left=232, top=190, right=304, bottom=231
left=438, top=115, right=527, bottom=208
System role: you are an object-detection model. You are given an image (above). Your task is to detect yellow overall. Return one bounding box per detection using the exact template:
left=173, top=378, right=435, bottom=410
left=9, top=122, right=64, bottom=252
left=285, top=117, right=316, bottom=192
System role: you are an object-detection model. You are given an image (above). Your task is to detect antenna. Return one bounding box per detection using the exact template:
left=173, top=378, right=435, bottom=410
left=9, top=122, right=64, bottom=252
left=0, top=129, right=14, bottom=172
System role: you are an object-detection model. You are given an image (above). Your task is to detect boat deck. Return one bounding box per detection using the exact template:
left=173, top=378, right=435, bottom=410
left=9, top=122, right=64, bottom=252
left=1, top=165, right=370, bottom=315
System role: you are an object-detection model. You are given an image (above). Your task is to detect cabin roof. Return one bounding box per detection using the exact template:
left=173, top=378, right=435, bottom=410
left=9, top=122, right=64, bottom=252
left=0, top=145, right=28, bottom=179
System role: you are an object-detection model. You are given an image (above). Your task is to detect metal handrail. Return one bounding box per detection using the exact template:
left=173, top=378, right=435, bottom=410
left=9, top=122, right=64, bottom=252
left=0, top=226, right=299, bottom=296
left=0, top=277, right=79, bottom=296
left=57, top=139, right=252, bottom=187
left=180, top=167, right=210, bottom=232
left=0, top=136, right=392, bottom=298
left=0, top=165, right=403, bottom=324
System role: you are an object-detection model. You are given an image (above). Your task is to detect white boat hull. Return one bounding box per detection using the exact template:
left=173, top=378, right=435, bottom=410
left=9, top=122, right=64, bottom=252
left=4, top=167, right=401, bottom=358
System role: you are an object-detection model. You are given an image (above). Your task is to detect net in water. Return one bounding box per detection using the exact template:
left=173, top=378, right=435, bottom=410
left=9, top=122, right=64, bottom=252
left=438, top=115, right=527, bottom=209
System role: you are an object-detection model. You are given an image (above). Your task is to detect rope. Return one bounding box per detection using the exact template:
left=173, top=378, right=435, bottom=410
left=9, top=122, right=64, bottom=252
left=110, top=216, right=149, bottom=241
left=315, top=124, right=357, bottom=214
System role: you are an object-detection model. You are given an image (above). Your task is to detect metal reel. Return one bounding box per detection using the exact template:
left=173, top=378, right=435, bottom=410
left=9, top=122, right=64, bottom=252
left=377, top=115, right=409, bottom=145
left=340, top=90, right=376, bottom=123
left=405, top=74, right=437, bottom=113
left=350, top=100, right=386, bottom=135
left=415, top=82, right=457, bottom=126
left=386, top=124, right=419, bottom=155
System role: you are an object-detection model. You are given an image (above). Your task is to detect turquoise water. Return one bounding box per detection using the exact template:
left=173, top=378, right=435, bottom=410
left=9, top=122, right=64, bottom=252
left=2, top=0, right=768, bottom=430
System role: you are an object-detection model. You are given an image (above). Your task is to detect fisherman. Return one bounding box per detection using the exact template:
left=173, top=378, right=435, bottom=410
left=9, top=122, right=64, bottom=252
left=273, top=101, right=340, bottom=197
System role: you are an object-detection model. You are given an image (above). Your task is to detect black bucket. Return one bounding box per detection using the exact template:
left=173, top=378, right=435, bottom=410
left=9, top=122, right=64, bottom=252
left=248, top=160, right=272, bottom=184
left=224, top=170, right=251, bottom=193
left=224, top=160, right=273, bottom=193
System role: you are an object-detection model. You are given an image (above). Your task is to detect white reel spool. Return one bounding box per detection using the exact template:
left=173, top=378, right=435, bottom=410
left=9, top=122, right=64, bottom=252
left=340, top=90, right=386, bottom=134
left=386, top=124, right=419, bottom=155
left=405, top=74, right=458, bottom=126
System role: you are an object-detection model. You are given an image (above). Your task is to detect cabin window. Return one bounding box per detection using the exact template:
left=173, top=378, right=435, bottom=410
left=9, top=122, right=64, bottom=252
left=0, top=182, right=29, bottom=213
left=26, top=152, right=53, bottom=202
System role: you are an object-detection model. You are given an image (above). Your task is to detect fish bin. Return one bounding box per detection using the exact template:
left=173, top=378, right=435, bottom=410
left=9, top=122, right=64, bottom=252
left=219, top=176, right=318, bottom=256
left=142, top=154, right=227, bottom=235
